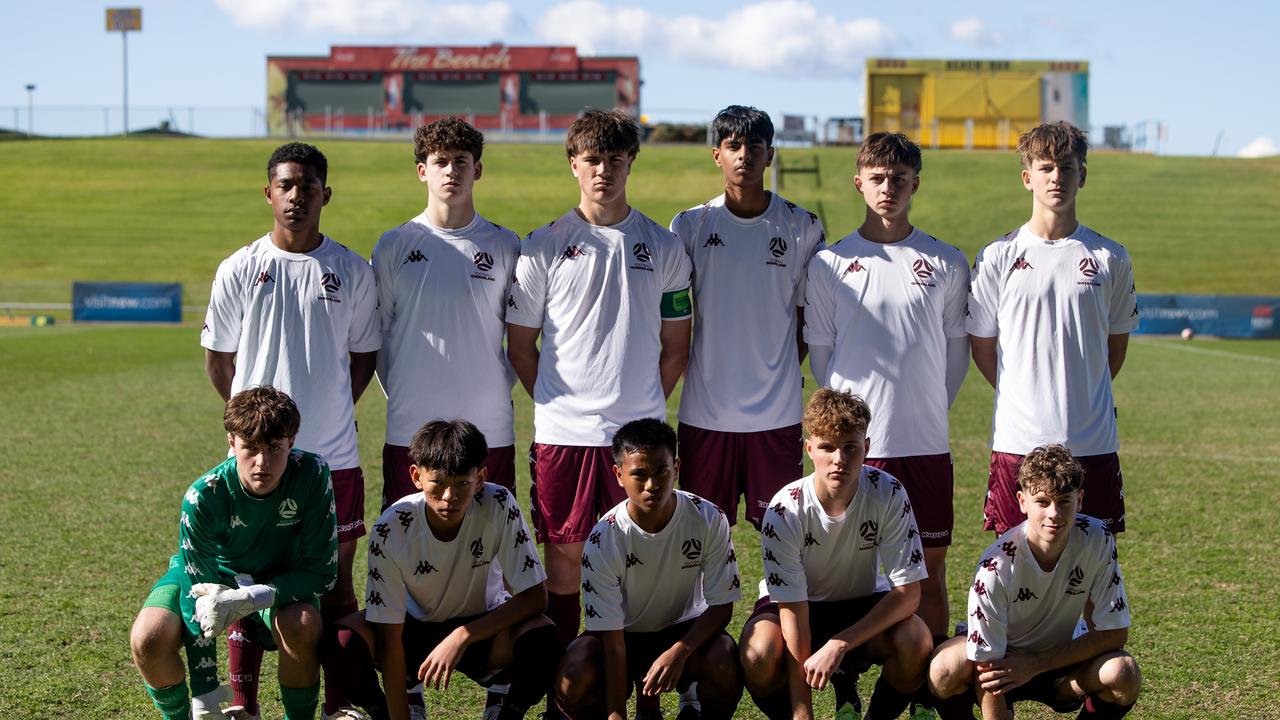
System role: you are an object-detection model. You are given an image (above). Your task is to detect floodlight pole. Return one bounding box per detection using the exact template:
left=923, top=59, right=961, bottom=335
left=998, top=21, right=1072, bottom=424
left=122, top=30, right=129, bottom=135
left=24, top=84, right=35, bottom=138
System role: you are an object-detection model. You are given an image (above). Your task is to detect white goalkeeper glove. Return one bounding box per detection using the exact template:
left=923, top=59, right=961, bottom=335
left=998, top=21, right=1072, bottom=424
left=190, top=583, right=275, bottom=638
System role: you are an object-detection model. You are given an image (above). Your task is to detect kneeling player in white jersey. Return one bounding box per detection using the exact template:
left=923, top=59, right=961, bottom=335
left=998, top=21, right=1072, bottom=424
left=507, top=110, right=693, bottom=654
left=928, top=445, right=1141, bottom=720
left=967, top=123, right=1138, bottom=537
left=739, top=389, right=931, bottom=720
left=323, top=420, right=562, bottom=720
left=805, top=132, right=969, bottom=647
left=555, top=419, right=743, bottom=720
left=201, top=142, right=380, bottom=717
left=669, top=105, right=825, bottom=531
left=372, top=117, right=519, bottom=510
left=129, top=387, right=338, bottom=720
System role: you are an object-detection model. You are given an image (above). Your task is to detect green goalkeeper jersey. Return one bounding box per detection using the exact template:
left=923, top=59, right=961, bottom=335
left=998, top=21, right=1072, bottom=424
left=174, top=448, right=337, bottom=635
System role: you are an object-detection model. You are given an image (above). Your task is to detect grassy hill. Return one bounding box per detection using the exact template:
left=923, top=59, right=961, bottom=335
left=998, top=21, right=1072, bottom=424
left=2, top=138, right=1278, bottom=303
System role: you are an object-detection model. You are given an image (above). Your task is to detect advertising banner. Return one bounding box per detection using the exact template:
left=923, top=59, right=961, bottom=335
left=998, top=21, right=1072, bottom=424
left=72, top=282, right=182, bottom=323
left=1137, top=294, right=1279, bottom=338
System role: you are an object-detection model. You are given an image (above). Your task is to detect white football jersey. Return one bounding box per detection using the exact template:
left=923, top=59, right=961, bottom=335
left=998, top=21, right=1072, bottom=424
left=507, top=209, right=692, bottom=446
left=671, top=194, right=825, bottom=432
left=805, top=228, right=968, bottom=457
left=364, top=483, right=546, bottom=624
left=965, top=514, right=1130, bottom=662
left=201, top=234, right=380, bottom=470
left=966, top=224, right=1138, bottom=456
left=372, top=212, right=518, bottom=447
left=760, top=468, right=927, bottom=604
left=581, top=491, right=740, bottom=633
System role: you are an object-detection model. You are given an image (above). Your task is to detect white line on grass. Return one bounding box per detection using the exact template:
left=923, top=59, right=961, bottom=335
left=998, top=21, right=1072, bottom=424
left=1135, top=338, right=1280, bottom=366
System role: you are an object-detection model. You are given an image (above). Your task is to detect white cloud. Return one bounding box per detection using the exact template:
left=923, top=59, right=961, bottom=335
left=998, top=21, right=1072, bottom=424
left=947, top=17, right=1002, bottom=47
left=535, top=0, right=897, bottom=77
left=213, top=0, right=520, bottom=38
left=1238, top=136, right=1278, bottom=158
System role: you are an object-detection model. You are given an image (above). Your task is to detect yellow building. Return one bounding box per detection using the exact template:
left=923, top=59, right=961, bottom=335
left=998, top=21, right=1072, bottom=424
left=865, top=59, right=1089, bottom=149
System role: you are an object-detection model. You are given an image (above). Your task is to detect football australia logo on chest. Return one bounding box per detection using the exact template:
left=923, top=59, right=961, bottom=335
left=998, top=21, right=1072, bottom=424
left=318, top=271, right=343, bottom=303
left=629, top=242, right=654, bottom=273
left=470, top=250, right=497, bottom=282
left=910, top=258, right=938, bottom=288
left=766, top=237, right=789, bottom=268
left=276, top=498, right=300, bottom=526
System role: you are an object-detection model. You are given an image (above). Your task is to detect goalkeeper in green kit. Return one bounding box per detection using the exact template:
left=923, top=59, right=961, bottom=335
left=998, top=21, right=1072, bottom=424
left=129, top=386, right=338, bottom=719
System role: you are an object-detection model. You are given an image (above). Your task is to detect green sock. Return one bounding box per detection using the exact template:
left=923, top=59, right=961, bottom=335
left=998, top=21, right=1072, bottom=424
left=145, top=681, right=190, bottom=720
left=280, top=680, right=320, bottom=720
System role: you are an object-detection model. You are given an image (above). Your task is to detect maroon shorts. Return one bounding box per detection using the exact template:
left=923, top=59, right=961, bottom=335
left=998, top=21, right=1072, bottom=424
left=984, top=451, right=1125, bottom=534
left=864, top=454, right=954, bottom=548
left=750, top=592, right=890, bottom=667
left=583, top=618, right=701, bottom=688
left=331, top=467, right=366, bottom=542
left=677, top=423, right=803, bottom=528
left=528, top=443, right=624, bottom=544
left=400, top=613, right=499, bottom=685
left=382, top=443, right=517, bottom=512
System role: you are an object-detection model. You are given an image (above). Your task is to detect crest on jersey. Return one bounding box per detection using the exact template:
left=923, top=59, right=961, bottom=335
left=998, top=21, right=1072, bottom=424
left=769, top=237, right=788, bottom=258
left=632, top=242, right=652, bottom=263
left=278, top=498, right=298, bottom=520
left=474, top=251, right=494, bottom=272
left=1079, top=257, right=1100, bottom=277
left=320, top=272, right=342, bottom=294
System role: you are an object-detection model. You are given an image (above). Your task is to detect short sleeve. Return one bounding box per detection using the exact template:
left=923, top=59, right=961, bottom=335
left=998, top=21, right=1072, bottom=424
left=1086, top=531, right=1131, bottom=632
left=1107, top=249, right=1139, bottom=334
left=965, top=242, right=1002, bottom=338
left=698, top=505, right=741, bottom=606
left=793, top=216, right=826, bottom=308
left=581, top=526, right=626, bottom=631
left=346, top=258, right=381, bottom=353
left=491, top=486, right=546, bottom=596
left=370, top=231, right=398, bottom=337
left=660, top=232, right=693, bottom=302
left=802, top=253, right=837, bottom=348
left=669, top=210, right=695, bottom=255
left=965, top=557, right=1009, bottom=662
left=943, top=247, right=971, bottom=339
left=365, top=514, right=409, bottom=624
left=507, top=232, right=549, bottom=329
left=760, top=502, right=808, bottom=603
left=877, top=475, right=928, bottom=587
left=201, top=257, right=244, bottom=352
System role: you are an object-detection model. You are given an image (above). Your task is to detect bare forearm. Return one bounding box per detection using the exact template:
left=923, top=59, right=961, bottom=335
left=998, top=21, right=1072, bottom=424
left=828, top=583, right=919, bottom=652
left=349, top=351, right=377, bottom=403
left=970, top=335, right=998, bottom=389
left=1108, top=333, right=1129, bottom=379
left=795, top=307, right=808, bottom=362
left=673, top=603, right=731, bottom=658
left=204, top=350, right=235, bottom=402
left=506, top=325, right=540, bottom=397
left=1030, top=628, right=1128, bottom=675
left=779, top=604, right=814, bottom=719
left=658, top=319, right=691, bottom=398
left=375, top=625, right=410, bottom=720
left=459, top=585, right=546, bottom=645
left=603, top=633, right=629, bottom=720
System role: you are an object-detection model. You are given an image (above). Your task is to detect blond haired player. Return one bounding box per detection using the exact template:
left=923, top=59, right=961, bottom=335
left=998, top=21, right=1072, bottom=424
left=967, top=122, right=1138, bottom=536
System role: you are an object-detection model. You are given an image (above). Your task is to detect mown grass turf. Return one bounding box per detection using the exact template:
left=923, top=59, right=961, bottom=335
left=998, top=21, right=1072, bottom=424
left=1, top=138, right=1278, bottom=718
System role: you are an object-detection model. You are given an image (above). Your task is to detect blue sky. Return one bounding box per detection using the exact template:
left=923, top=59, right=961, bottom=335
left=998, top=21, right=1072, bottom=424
left=2, top=0, right=1276, bottom=157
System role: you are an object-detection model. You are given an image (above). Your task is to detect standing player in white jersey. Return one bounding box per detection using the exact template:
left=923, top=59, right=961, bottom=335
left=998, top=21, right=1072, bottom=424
left=739, top=389, right=931, bottom=720
left=507, top=110, right=693, bottom=655
left=555, top=419, right=743, bottom=720
left=372, top=117, right=519, bottom=512
left=805, top=132, right=969, bottom=648
left=201, top=143, right=380, bottom=718
left=927, top=445, right=1141, bottom=720
left=967, top=122, right=1139, bottom=536
left=670, top=105, right=825, bottom=531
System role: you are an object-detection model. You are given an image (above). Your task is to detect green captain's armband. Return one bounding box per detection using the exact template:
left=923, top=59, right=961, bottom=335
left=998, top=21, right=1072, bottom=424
left=661, top=288, right=692, bottom=319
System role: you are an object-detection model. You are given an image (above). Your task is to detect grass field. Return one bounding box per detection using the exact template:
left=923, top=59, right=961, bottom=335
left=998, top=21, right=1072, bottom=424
left=1, top=138, right=1278, bottom=719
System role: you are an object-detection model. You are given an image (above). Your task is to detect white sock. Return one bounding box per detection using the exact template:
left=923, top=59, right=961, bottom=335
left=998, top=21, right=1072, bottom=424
left=678, top=682, right=700, bottom=710
left=190, top=684, right=230, bottom=716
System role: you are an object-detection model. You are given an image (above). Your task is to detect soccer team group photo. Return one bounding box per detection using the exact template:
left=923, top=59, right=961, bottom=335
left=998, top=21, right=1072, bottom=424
left=128, top=107, right=1144, bottom=720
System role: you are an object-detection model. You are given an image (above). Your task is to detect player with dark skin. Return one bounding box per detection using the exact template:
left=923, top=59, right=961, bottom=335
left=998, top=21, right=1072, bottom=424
left=204, top=159, right=376, bottom=615
left=556, top=440, right=742, bottom=720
